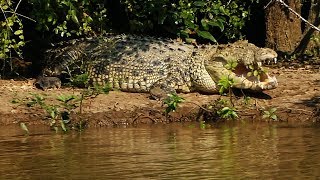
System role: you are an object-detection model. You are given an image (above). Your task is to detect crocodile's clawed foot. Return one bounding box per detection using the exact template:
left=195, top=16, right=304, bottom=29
left=34, top=76, right=61, bottom=90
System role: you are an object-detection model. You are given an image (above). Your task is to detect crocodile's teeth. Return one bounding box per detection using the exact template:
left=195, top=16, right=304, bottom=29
left=274, top=57, right=277, bottom=64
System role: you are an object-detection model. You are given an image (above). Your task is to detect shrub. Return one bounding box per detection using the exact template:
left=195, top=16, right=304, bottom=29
left=0, top=0, right=25, bottom=71
left=120, top=0, right=257, bottom=42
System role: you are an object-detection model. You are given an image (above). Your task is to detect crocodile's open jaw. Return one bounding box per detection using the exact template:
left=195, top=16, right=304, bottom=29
left=231, top=60, right=278, bottom=91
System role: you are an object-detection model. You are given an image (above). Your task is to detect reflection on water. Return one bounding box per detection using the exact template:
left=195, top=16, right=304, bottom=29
left=1, top=123, right=320, bottom=179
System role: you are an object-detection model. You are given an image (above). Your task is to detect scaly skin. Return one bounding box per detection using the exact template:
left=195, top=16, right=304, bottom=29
left=37, top=34, right=278, bottom=95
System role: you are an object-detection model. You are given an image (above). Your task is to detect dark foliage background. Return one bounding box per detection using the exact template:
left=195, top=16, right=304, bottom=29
left=1, top=0, right=262, bottom=76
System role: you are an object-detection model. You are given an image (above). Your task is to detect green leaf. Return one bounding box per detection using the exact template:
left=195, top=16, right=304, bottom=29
left=270, top=107, right=277, bottom=113
left=184, top=20, right=196, bottom=29
left=196, top=30, right=216, bottom=42
left=263, top=111, right=270, bottom=116
left=207, top=20, right=224, bottom=31
left=14, top=30, right=23, bottom=35
left=50, top=110, right=56, bottom=119
left=231, top=111, right=238, bottom=118
left=57, top=95, right=75, bottom=103
left=20, top=123, right=29, bottom=134
left=221, top=107, right=230, bottom=113
left=219, top=86, right=225, bottom=95
left=270, top=114, right=278, bottom=121
left=194, top=1, right=206, bottom=7
left=180, top=11, right=190, bottom=19
left=180, top=29, right=190, bottom=37
left=47, top=15, right=53, bottom=22
left=201, top=19, right=209, bottom=31
left=185, top=38, right=196, bottom=44
left=60, top=121, right=67, bottom=132
left=17, top=41, right=25, bottom=46
left=71, top=14, right=79, bottom=24
left=2, top=5, right=8, bottom=10
left=53, top=126, right=58, bottom=133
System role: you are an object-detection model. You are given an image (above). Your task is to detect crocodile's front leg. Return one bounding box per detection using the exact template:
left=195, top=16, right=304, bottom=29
left=190, top=62, right=218, bottom=94
left=149, top=65, right=218, bottom=99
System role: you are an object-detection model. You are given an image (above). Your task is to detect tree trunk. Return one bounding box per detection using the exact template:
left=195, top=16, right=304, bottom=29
left=265, top=0, right=302, bottom=52
left=294, top=0, right=320, bottom=55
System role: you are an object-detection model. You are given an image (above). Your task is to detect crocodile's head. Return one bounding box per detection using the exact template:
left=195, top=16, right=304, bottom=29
left=204, top=41, right=278, bottom=91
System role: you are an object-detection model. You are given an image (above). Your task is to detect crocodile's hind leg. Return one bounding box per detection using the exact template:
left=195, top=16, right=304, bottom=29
left=34, top=76, right=62, bottom=90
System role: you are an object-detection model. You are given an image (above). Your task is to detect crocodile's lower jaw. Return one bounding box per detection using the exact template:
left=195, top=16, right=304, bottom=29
left=232, top=69, right=278, bottom=91
left=239, top=77, right=278, bottom=91
left=259, top=75, right=278, bottom=90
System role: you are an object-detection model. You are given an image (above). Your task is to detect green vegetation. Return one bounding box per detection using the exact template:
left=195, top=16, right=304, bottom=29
left=30, top=0, right=108, bottom=37
left=163, top=93, right=185, bottom=114
left=26, top=93, right=76, bottom=132
left=262, top=107, right=278, bottom=121
left=0, top=0, right=25, bottom=61
left=0, top=0, right=260, bottom=76
left=247, top=64, right=266, bottom=81
left=308, top=34, right=320, bottom=56
left=217, top=106, right=238, bottom=120
left=19, top=122, right=29, bottom=135
left=15, top=73, right=110, bottom=132
left=217, top=75, right=234, bottom=95
left=121, top=0, right=254, bottom=42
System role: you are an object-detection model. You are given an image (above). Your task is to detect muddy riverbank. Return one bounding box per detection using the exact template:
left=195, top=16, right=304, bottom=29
left=0, top=68, right=319, bottom=127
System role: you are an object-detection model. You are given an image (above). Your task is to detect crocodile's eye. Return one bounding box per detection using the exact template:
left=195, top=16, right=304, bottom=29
left=255, top=48, right=278, bottom=63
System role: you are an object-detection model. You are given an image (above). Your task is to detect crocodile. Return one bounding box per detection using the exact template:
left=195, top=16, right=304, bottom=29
left=36, top=34, right=278, bottom=96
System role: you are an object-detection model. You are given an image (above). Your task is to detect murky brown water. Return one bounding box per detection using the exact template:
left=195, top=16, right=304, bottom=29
left=1, top=122, right=320, bottom=179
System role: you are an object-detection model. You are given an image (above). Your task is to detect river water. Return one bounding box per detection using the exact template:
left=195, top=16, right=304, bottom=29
left=1, top=122, right=320, bottom=179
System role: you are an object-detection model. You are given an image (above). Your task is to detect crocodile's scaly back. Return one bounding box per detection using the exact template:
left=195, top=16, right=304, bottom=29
left=41, top=34, right=217, bottom=94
